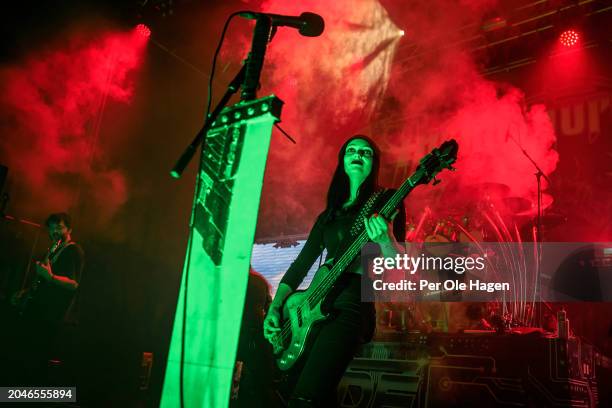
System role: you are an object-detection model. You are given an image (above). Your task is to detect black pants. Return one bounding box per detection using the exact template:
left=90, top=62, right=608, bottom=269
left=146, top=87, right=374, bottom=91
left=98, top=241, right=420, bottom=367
left=231, top=327, right=281, bottom=408
left=288, top=274, right=375, bottom=407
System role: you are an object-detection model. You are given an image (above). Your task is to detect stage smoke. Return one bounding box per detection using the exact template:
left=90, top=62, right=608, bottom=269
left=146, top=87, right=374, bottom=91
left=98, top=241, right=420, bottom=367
left=227, top=0, right=559, bottom=238
left=0, top=27, right=147, bottom=230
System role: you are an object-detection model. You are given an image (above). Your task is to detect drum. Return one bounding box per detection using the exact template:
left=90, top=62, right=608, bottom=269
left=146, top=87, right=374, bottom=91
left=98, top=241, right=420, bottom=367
left=424, top=218, right=457, bottom=256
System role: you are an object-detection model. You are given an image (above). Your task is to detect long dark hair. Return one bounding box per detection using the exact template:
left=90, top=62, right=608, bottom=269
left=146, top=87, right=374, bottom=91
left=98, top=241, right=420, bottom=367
left=325, top=135, right=381, bottom=217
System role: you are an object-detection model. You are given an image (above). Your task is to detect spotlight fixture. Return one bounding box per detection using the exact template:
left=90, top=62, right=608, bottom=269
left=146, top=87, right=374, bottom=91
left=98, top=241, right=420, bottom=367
left=559, top=29, right=579, bottom=47
left=136, top=23, right=151, bottom=39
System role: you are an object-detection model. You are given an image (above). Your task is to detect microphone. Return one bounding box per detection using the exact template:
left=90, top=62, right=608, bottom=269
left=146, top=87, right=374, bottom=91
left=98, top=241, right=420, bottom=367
left=239, top=11, right=325, bottom=37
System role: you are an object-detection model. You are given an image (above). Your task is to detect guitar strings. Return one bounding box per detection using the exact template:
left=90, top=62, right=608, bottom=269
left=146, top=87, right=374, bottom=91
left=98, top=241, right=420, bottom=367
left=277, top=177, right=416, bottom=344
left=277, top=203, right=391, bottom=342
left=277, top=170, right=423, bottom=345
left=298, top=150, right=453, bottom=320
left=304, top=170, right=421, bottom=305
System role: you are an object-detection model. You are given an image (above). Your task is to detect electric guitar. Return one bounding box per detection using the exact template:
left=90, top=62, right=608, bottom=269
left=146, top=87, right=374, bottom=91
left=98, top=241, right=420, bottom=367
left=270, top=139, right=459, bottom=370
left=13, top=239, right=64, bottom=314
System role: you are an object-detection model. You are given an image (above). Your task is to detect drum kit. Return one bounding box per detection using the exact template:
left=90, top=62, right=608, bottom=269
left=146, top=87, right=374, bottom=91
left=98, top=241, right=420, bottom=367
left=406, top=182, right=566, bottom=246
left=381, top=182, right=568, bottom=335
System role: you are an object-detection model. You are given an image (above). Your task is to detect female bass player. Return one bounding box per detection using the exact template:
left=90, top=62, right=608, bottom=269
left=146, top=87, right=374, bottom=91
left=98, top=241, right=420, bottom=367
left=263, top=136, right=405, bottom=407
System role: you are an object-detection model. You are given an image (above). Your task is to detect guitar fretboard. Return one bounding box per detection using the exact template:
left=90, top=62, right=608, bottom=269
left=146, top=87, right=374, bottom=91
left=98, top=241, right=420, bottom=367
left=306, top=167, right=427, bottom=307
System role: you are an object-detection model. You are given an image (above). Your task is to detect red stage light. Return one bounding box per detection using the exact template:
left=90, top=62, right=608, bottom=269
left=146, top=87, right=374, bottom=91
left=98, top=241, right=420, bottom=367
left=136, top=23, right=151, bottom=39
left=559, top=30, right=579, bottom=47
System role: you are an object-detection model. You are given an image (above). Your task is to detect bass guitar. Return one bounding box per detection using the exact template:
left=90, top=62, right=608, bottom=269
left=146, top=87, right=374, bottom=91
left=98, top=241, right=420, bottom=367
left=270, top=139, right=459, bottom=370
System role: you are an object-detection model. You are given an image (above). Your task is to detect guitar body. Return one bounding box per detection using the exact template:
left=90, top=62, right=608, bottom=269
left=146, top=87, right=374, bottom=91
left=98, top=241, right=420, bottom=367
left=273, top=264, right=332, bottom=371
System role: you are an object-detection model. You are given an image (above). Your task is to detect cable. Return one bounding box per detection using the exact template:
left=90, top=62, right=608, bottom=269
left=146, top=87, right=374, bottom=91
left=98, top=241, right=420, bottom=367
left=205, top=11, right=244, bottom=118
left=179, top=11, right=243, bottom=408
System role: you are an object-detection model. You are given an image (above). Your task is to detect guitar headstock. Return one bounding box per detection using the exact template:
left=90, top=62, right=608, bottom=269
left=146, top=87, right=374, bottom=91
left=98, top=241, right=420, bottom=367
left=416, top=139, right=458, bottom=185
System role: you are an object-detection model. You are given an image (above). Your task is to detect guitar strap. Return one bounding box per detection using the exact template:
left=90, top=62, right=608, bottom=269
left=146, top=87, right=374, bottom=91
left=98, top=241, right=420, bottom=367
left=49, top=241, right=76, bottom=264
left=324, top=189, right=388, bottom=301
left=348, top=188, right=388, bottom=238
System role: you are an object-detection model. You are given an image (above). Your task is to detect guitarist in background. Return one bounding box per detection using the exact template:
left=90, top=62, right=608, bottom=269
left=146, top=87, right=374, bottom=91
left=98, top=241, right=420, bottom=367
left=10, top=212, right=84, bottom=383
left=263, top=136, right=405, bottom=407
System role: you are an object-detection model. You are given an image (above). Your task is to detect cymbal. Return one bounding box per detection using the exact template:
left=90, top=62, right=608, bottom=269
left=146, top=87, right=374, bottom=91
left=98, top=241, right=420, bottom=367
left=503, top=197, right=532, bottom=213
left=514, top=194, right=553, bottom=216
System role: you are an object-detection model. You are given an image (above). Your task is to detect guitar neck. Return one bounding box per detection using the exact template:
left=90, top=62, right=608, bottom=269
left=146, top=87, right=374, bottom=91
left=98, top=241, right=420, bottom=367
left=44, top=240, right=62, bottom=263
left=307, top=168, right=426, bottom=306
left=379, top=167, right=424, bottom=218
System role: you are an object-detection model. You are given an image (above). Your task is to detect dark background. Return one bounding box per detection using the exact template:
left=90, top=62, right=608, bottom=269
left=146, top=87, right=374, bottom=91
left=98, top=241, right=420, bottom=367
left=1, top=0, right=611, bottom=406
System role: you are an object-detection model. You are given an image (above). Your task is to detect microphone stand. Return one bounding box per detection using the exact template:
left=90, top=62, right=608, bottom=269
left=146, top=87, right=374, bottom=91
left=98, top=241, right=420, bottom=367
left=170, top=16, right=273, bottom=178
left=509, top=135, right=551, bottom=327
left=241, top=16, right=272, bottom=101
left=170, top=64, right=245, bottom=178
left=169, top=16, right=274, bottom=408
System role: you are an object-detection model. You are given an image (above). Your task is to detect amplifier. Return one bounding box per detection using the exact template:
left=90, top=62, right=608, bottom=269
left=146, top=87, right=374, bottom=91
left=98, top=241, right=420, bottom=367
left=338, top=332, right=606, bottom=407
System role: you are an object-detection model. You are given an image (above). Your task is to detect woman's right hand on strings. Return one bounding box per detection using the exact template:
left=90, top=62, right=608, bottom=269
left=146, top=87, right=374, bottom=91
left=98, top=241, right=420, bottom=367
left=263, top=306, right=282, bottom=343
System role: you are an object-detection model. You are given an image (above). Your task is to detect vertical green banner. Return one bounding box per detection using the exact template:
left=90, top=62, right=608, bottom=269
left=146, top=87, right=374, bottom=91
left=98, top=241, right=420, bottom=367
left=162, top=96, right=282, bottom=408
